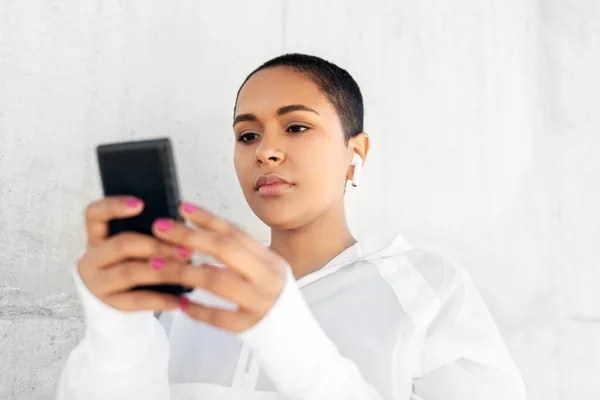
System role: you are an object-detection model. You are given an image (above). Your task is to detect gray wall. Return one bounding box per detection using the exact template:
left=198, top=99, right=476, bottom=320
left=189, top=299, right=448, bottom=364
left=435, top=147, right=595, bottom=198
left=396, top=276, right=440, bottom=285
left=0, top=1, right=598, bottom=399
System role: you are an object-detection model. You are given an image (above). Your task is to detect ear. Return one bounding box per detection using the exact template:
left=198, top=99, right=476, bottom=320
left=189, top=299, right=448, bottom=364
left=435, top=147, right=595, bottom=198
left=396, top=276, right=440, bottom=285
left=346, top=133, right=370, bottom=182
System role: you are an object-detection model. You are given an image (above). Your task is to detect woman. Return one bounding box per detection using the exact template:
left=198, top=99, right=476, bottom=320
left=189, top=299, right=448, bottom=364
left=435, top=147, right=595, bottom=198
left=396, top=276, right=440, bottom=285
left=57, top=53, right=526, bottom=399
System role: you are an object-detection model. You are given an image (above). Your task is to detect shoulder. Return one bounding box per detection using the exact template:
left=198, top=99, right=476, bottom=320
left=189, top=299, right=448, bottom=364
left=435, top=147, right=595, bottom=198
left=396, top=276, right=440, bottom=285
left=358, top=233, right=468, bottom=301
left=369, top=248, right=471, bottom=332
left=376, top=248, right=467, bottom=296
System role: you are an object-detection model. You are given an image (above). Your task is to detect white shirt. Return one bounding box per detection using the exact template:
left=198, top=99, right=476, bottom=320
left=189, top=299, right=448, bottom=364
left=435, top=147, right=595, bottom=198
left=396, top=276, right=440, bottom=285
left=56, top=233, right=527, bottom=399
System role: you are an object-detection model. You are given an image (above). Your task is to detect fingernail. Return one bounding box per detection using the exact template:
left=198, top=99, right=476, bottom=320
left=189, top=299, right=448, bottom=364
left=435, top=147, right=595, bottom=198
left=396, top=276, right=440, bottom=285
left=125, top=198, right=141, bottom=208
left=176, top=246, right=190, bottom=258
left=182, top=202, right=197, bottom=213
left=151, top=257, right=166, bottom=270
left=179, top=296, right=190, bottom=311
left=154, top=219, right=173, bottom=232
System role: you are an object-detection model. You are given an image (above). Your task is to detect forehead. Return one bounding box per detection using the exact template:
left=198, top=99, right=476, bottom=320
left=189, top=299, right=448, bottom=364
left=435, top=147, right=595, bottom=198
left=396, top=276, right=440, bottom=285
left=234, top=66, right=332, bottom=117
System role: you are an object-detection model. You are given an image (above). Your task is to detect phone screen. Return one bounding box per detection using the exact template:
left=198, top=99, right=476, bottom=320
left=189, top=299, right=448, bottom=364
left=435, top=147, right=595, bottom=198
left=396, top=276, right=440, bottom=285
left=96, top=138, right=193, bottom=294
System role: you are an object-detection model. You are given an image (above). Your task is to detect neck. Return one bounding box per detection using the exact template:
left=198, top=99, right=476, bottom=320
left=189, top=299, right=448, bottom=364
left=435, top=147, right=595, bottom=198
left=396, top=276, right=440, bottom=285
left=269, top=202, right=357, bottom=280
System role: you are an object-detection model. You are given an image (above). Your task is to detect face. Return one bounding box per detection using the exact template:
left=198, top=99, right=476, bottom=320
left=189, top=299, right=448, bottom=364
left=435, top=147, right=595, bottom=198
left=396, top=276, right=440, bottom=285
left=233, top=66, right=352, bottom=230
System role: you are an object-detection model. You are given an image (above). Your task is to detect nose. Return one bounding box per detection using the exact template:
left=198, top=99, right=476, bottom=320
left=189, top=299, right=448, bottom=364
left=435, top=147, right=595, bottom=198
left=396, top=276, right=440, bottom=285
left=255, top=135, right=285, bottom=166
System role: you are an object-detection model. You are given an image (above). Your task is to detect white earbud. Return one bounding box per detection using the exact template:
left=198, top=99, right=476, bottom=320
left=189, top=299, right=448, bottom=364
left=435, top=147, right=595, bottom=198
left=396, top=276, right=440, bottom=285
left=350, top=153, right=363, bottom=187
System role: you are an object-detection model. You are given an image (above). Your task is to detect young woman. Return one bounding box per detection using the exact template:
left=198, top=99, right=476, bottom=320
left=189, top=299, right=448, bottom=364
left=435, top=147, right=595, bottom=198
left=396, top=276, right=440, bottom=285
left=57, top=54, right=526, bottom=400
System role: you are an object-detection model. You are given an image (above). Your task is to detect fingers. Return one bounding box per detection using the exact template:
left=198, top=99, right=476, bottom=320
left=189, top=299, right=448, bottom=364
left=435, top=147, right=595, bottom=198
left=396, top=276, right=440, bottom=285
left=85, top=196, right=144, bottom=246
left=79, top=196, right=198, bottom=314
left=98, top=261, right=272, bottom=313
left=178, top=202, right=269, bottom=258
left=80, top=248, right=191, bottom=312
left=97, top=259, right=189, bottom=294
left=153, top=202, right=287, bottom=284
left=105, top=290, right=181, bottom=312
left=77, top=231, right=192, bottom=308
left=80, top=232, right=191, bottom=271
left=153, top=221, right=273, bottom=283
left=182, top=301, right=257, bottom=333
left=180, top=264, right=272, bottom=314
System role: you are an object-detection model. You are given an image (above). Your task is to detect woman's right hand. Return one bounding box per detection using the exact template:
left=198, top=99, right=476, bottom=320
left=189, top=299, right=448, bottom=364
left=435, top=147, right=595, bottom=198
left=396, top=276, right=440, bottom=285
left=76, top=196, right=191, bottom=312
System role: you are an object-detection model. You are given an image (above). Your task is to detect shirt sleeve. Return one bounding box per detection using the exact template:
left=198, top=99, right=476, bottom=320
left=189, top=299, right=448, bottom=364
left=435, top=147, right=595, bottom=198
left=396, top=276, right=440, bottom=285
left=411, top=260, right=527, bottom=400
left=238, top=266, right=387, bottom=400
left=55, top=264, right=171, bottom=400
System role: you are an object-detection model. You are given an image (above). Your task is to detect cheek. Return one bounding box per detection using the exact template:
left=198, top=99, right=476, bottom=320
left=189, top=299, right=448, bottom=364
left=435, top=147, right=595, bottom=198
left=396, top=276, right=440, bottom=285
left=295, top=144, right=347, bottom=190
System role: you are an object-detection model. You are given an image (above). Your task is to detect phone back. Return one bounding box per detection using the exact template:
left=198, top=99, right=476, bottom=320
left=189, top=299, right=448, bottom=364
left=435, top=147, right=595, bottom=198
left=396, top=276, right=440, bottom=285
left=96, top=138, right=183, bottom=236
left=96, top=138, right=193, bottom=295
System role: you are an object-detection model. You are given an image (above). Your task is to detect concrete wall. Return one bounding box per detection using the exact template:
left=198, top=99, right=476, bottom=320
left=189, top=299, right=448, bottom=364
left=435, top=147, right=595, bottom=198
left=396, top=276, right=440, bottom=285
left=0, top=1, right=598, bottom=399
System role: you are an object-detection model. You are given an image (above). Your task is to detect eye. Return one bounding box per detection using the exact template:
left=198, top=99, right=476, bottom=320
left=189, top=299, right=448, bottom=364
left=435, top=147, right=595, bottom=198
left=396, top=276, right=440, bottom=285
left=238, top=132, right=259, bottom=143
left=287, top=125, right=309, bottom=134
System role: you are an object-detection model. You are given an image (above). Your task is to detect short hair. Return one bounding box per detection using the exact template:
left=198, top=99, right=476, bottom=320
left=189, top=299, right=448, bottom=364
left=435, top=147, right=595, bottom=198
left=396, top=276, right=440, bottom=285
left=234, top=53, right=364, bottom=142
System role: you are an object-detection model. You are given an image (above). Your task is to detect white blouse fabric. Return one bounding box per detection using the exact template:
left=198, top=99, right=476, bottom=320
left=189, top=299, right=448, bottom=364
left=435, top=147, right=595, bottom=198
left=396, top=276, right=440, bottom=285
left=57, top=233, right=527, bottom=399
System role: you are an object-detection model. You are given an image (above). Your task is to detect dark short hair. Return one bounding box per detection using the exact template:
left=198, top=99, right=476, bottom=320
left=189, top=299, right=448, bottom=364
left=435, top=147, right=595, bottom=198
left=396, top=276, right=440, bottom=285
left=234, top=53, right=364, bottom=142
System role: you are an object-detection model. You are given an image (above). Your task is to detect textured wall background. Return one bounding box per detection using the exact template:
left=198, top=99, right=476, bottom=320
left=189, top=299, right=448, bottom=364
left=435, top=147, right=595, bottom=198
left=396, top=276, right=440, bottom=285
left=0, top=1, right=598, bottom=399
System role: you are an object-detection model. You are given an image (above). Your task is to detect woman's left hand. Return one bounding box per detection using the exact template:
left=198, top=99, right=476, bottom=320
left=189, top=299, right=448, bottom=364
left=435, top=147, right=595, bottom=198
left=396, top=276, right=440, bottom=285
left=151, top=201, right=288, bottom=332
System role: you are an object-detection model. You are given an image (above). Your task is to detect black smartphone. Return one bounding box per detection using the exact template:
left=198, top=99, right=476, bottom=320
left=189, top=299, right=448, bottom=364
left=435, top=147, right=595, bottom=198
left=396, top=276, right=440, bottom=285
left=96, top=137, right=193, bottom=295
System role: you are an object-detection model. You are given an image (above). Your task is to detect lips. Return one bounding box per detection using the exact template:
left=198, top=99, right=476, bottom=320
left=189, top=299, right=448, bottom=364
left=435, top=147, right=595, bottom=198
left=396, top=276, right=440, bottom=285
left=254, top=174, right=293, bottom=190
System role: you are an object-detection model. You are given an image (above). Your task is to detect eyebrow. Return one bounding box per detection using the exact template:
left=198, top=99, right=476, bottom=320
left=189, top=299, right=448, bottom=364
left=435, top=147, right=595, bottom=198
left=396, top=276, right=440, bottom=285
left=233, top=104, right=320, bottom=127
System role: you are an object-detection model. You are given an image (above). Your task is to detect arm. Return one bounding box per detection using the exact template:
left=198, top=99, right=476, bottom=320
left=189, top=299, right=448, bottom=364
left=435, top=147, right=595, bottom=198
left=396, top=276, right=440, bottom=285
left=238, top=268, right=386, bottom=400
left=56, top=266, right=171, bottom=400
left=410, top=262, right=527, bottom=400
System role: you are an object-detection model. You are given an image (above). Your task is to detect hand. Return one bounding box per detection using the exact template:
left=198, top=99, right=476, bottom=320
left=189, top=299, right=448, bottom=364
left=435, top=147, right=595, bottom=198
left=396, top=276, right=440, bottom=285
left=150, top=201, right=288, bottom=332
left=77, top=196, right=193, bottom=311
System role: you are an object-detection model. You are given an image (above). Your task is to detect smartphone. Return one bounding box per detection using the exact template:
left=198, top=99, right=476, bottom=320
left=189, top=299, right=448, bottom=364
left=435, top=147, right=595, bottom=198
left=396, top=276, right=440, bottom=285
left=96, top=137, right=193, bottom=295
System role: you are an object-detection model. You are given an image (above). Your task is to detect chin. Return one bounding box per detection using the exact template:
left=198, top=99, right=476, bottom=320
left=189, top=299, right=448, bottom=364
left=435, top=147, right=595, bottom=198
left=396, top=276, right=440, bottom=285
left=249, top=200, right=308, bottom=231
left=255, top=209, right=303, bottom=231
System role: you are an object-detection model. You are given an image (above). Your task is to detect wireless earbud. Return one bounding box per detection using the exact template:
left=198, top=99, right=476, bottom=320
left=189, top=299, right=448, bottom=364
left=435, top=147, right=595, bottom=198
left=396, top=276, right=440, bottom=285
left=350, top=153, right=363, bottom=187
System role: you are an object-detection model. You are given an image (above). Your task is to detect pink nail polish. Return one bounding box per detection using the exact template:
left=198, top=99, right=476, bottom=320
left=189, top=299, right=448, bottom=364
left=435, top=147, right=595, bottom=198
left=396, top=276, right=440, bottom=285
left=182, top=202, right=197, bottom=213
left=151, top=257, right=165, bottom=270
left=176, top=246, right=190, bottom=258
left=125, top=198, right=141, bottom=208
left=179, top=296, right=190, bottom=311
left=154, top=219, right=173, bottom=232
